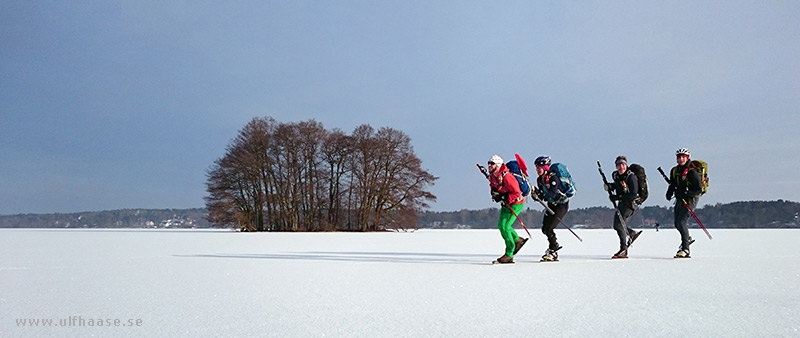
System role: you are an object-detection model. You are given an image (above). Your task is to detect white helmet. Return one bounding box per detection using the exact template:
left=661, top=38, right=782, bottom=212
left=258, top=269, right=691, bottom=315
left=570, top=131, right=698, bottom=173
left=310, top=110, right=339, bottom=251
left=676, top=148, right=691, bottom=157
left=488, top=154, right=503, bottom=165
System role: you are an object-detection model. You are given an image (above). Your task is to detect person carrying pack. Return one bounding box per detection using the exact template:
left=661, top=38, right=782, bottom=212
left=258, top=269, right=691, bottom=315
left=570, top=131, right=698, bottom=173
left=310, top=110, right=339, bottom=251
left=533, top=156, right=574, bottom=262
left=486, top=154, right=528, bottom=264
left=603, top=156, right=644, bottom=258
left=666, top=148, right=704, bottom=258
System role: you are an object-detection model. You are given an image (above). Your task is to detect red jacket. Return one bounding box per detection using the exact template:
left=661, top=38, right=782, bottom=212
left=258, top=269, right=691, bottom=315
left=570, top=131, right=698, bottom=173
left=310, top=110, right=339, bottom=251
left=489, top=164, right=523, bottom=205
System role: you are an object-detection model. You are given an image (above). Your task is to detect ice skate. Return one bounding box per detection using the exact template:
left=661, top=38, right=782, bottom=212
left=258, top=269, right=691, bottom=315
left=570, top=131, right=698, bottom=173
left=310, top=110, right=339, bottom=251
left=540, top=248, right=559, bottom=262
left=612, top=248, right=628, bottom=259
left=513, top=237, right=528, bottom=255
left=674, top=249, right=691, bottom=259
left=492, top=255, right=514, bottom=264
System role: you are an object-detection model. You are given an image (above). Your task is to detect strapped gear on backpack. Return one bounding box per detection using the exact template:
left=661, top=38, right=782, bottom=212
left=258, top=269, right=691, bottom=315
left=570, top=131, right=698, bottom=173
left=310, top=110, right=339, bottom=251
left=503, top=155, right=531, bottom=199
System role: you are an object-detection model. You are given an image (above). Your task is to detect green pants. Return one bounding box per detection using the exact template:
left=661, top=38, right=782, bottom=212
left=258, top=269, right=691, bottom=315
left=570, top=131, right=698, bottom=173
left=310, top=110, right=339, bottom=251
left=497, top=203, right=524, bottom=257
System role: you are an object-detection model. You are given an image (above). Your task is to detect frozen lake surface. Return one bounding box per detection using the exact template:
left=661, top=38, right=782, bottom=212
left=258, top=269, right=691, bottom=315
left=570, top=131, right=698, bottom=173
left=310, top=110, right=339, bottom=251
left=2, top=228, right=799, bottom=337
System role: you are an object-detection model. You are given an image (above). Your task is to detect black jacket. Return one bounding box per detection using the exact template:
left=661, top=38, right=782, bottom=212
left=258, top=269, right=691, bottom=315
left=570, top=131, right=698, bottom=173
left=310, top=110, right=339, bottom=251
left=612, top=170, right=639, bottom=206
left=668, top=163, right=703, bottom=200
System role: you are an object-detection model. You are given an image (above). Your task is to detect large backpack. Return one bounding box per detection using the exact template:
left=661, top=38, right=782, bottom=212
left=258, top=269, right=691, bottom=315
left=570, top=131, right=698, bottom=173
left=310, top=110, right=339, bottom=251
left=549, top=163, right=576, bottom=201
left=628, top=163, right=649, bottom=203
left=504, top=160, right=531, bottom=198
left=671, top=160, right=709, bottom=195
left=691, top=160, right=709, bottom=195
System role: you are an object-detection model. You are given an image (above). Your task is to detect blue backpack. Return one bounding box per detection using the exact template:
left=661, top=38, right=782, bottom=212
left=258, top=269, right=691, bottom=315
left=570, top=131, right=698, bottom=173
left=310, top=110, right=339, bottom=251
left=504, top=160, right=531, bottom=198
left=550, top=162, right=576, bottom=202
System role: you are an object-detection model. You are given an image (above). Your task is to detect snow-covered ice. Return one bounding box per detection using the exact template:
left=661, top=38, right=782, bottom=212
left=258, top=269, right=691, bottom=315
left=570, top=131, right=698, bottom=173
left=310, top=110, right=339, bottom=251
left=2, top=228, right=799, bottom=337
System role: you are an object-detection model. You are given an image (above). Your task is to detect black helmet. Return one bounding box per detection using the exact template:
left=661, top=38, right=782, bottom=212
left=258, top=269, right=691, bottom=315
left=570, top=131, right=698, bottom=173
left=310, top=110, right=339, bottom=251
left=534, top=156, right=551, bottom=166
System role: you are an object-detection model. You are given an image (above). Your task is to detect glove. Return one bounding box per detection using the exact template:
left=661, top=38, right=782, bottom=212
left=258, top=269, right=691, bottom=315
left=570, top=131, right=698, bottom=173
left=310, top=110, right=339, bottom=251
left=532, top=187, right=544, bottom=201
left=666, top=191, right=673, bottom=201
left=603, top=183, right=614, bottom=191
left=491, top=191, right=505, bottom=203
left=608, top=194, right=620, bottom=202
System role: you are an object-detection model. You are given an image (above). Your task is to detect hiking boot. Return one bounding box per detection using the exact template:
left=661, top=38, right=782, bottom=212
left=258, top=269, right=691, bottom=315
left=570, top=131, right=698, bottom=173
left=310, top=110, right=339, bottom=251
left=612, top=249, right=628, bottom=259
left=674, top=249, right=691, bottom=259
left=513, top=237, right=528, bottom=255
left=627, top=230, right=643, bottom=247
left=493, top=255, right=514, bottom=264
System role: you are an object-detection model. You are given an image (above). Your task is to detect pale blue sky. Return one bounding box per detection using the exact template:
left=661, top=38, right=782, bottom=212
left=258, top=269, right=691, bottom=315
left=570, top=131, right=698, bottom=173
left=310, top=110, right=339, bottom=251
left=2, top=1, right=799, bottom=214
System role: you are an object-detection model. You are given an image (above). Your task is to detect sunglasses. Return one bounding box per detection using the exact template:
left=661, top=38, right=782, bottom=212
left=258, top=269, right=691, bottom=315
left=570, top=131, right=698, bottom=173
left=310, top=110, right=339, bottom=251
left=488, top=162, right=497, bottom=166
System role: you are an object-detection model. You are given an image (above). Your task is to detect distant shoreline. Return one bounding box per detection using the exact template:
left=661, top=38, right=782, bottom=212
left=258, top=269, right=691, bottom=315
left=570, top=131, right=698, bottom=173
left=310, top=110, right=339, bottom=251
left=2, top=200, right=798, bottom=229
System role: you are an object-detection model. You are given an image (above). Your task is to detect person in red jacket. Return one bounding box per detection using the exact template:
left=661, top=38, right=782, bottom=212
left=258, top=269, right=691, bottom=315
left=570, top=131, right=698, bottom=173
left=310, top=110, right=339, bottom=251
left=487, top=154, right=527, bottom=264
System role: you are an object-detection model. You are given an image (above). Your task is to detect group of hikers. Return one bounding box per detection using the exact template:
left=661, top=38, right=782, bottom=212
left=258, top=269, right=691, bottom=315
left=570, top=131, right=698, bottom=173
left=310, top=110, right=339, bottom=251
left=485, top=148, right=706, bottom=264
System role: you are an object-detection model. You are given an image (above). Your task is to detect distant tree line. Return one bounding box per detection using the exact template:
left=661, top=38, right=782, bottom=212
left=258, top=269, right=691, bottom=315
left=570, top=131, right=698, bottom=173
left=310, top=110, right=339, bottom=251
left=0, top=208, right=211, bottom=229
left=2, top=200, right=797, bottom=229
left=419, top=200, right=800, bottom=229
left=204, top=117, right=437, bottom=232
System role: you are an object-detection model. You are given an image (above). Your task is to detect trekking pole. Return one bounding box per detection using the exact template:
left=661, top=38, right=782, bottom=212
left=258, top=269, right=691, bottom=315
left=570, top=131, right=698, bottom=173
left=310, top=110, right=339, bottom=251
left=657, top=167, right=712, bottom=240
left=502, top=201, right=532, bottom=238
left=476, top=163, right=532, bottom=238
left=682, top=199, right=711, bottom=239
left=597, top=161, right=629, bottom=230
left=533, top=191, right=583, bottom=242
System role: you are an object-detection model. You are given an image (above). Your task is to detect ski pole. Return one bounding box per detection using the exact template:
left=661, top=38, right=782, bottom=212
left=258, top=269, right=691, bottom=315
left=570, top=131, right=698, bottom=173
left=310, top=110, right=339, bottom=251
left=597, top=161, right=629, bottom=230
left=476, top=163, right=532, bottom=238
left=502, top=201, right=532, bottom=238
left=682, top=199, right=711, bottom=239
left=531, top=191, right=582, bottom=242
left=657, top=167, right=712, bottom=240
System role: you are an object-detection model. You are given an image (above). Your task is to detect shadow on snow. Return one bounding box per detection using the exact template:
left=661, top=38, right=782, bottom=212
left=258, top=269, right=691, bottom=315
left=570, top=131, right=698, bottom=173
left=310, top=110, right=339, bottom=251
left=175, top=252, right=494, bottom=265
left=175, top=252, right=678, bottom=264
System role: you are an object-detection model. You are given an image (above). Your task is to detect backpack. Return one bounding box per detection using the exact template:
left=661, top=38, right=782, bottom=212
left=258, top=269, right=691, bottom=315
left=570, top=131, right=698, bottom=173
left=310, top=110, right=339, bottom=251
left=504, top=160, right=531, bottom=198
left=671, top=159, right=709, bottom=195
left=627, top=163, right=648, bottom=203
left=549, top=163, right=576, bottom=201
left=691, top=160, right=709, bottom=195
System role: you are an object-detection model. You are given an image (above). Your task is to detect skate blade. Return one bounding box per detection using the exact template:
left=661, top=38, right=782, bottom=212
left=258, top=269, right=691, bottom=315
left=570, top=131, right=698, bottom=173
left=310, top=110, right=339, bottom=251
left=492, top=260, right=515, bottom=265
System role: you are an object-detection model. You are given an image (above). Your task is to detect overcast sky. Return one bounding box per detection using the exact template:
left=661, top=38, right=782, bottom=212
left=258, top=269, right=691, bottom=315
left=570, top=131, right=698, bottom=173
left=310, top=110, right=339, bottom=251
left=2, top=1, right=799, bottom=215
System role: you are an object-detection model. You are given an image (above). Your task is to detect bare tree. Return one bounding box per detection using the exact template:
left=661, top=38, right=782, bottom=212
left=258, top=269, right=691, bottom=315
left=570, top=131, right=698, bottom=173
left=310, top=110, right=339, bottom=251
left=296, top=120, right=326, bottom=231
left=350, top=125, right=437, bottom=231
left=205, top=117, right=437, bottom=231
left=320, top=129, right=353, bottom=230
left=205, top=117, right=277, bottom=231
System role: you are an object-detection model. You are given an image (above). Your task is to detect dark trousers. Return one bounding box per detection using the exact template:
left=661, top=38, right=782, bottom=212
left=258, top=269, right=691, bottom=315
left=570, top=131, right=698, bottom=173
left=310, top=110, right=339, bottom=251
left=613, top=201, right=637, bottom=250
left=542, top=202, right=569, bottom=250
left=674, top=197, right=698, bottom=250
